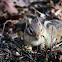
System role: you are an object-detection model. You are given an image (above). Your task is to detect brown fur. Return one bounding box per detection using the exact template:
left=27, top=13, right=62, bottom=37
left=24, top=19, right=61, bottom=50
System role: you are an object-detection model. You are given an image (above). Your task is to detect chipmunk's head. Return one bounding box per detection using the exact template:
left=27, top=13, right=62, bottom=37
left=26, top=17, right=43, bottom=40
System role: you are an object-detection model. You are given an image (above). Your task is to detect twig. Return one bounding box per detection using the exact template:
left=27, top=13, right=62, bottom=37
left=0, top=20, right=13, bottom=42
left=52, top=48, right=62, bottom=52
left=46, top=53, right=48, bottom=62
left=0, top=23, right=5, bottom=42
left=30, top=6, right=46, bottom=18
left=23, top=54, right=36, bottom=62
left=50, top=26, right=53, bottom=54
left=1, top=55, right=4, bottom=62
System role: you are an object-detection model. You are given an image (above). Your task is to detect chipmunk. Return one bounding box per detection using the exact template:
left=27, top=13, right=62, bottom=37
left=24, top=17, right=61, bottom=50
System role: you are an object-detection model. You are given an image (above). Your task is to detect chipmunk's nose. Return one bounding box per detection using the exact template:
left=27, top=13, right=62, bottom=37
left=35, top=35, right=41, bottom=40
left=36, top=37, right=39, bottom=40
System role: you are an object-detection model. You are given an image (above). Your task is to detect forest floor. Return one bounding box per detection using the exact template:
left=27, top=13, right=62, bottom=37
left=0, top=0, right=62, bottom=62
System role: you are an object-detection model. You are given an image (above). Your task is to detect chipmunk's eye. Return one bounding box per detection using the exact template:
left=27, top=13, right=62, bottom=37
left=29, top=28, right=33, bottom=34
left=41, top=29, right=42, bottom=31
left=27, top=25, right=29, bottom=27
left=39, top=23, right=41, bottom=25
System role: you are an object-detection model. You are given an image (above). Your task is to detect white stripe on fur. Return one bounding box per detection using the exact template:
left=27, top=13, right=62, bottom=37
left=44, top=21, right=52, bottom=28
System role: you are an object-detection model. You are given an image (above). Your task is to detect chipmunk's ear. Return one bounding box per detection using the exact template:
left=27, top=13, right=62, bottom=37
left=36, top=16, right=39, bottom=23
left=26, top=19, right=31, bottom=27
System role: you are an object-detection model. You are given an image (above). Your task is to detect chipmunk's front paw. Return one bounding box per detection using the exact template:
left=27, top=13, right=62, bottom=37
left=40, top=44, right=45, bottom=50
left=25, top=45, right=34, bottom=53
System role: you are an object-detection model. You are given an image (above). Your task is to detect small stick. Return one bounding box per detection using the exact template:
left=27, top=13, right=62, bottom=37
left=0, top=20, right=13, bottom=42
left=30, top=6, right=46, bottom=18
left=30, top=6, right=42, bottom=15
left=50, top=26, right=53, bottom=54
